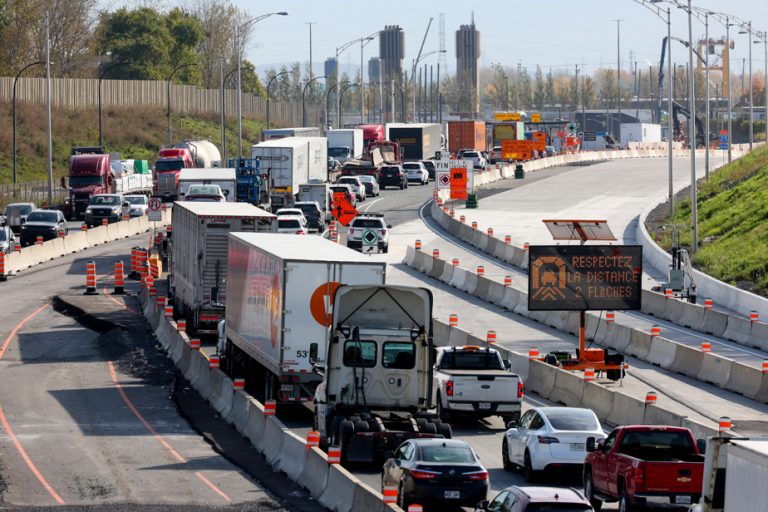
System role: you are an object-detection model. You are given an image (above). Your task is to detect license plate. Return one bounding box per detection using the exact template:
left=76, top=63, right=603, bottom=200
left=280, top=384, right=294, bottom=392
left=478, top=402, right=491, bottom=409
left=571, top=443, right=585, bottom=451
left=444, top=490, right=460, bottom=499
left=675, top=496, right=691, bottom=505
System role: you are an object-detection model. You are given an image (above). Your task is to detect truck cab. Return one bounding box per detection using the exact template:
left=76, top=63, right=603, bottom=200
left=64, top=153, right=113, bottom=219
left=154, top=148, right=193, bottom=201
left=314, top=285, right=449, bottom=464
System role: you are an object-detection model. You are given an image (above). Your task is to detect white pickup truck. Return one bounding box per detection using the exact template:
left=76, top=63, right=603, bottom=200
left=434, top=345, right=523, bottom=424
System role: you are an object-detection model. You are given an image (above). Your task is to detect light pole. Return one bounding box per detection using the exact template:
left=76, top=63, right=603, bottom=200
left=326, top=82, right=339, bottom=129
left=684, top=0, right=698, bottom=253
left=98, top=61, right=128, bottom=150
left=335, top=36, right=364, bottom=129
left=758, top=32, right=768, bottom=145
left=709, top=12, right=735, bottom=163
left=614, top=19, right=623, bottom=145
left=690, top=6, right=712, bottom=178
left=411, top=50, right=446, bottom=122
left=167, top=62, right=197, bottom=147
left=236, top=12, right=288, bottom=158
left=739, top=21, right=754, bottom=150
left=360, top=32, right=378, bottom=124
left=12, top=60, right=46, bottom=184
left=634, top=0, right=674, bottom=216
left=302, top=75, right=325, bottom=127
left=266, top=70, right=289, bottom=131
left=45, top=12, right=53, bottom=206
left=339, top=82, right=358, bottom=128
left=220, top=64, right=239, bottom=162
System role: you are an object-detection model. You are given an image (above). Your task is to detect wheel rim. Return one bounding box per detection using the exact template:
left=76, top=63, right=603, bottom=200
left=619, top=493, right=627, bottom=512
left=524, top=453, right=532, bottom=477
left=502, top=440, right=509, bottom=466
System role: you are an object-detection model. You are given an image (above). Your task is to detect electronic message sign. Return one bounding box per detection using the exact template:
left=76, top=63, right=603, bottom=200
left=528, top=245, right=642, bottom=311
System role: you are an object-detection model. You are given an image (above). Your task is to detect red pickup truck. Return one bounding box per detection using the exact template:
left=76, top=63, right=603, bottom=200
left=583, top=426, right=705, bottom=511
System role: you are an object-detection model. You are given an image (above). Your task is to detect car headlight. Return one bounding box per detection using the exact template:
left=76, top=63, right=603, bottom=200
left=85, top=207, right=93, bottom=213
left=21, top=225, right=27, bottom=230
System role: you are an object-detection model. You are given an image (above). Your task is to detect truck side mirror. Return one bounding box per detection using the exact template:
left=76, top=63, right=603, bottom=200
left=503, top=359, right=512, bottom=370
left=586, top=437, right=596, bottom=452
left=696, top=439, right=706, bottom=454
left=506, top=419, right=518, bottom=429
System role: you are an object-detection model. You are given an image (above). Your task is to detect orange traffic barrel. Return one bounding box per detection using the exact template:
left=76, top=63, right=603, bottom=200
left=58, top=229, right=66, bottom=238
left=177, top=319, right=186, bottom=332
left=701, top=342, right=712, bottom=353
left=190, top=338, right=200, bottom=350
left=528, top=348, right=539, bottom=359
left=583, top=368, right=595, bottom=381
left=704, top=298, right=713, bottom=309
left=81, top=224, right=88, bottom=231
left=209, top=354, right=220, bottom=369
left=327, top=445, right=341, bottom=465
left=101, top=218, right=108, bottom=226
left=719, top=417, right=732, bottom=433
left=264, top=400, right=276, bottom=416
left=442, top=206, right=449, bottom=213
left=650, top=325, right=661, bottom=337
left=382, top=485, right=397, bottom=504
left=504, top=276, right=512, bottom=286
left=122, top=213, right=129, bottom=221
left=14, top=242, right=21, bottom=252
left=449, top=209, right=455, bottom=218
left=84, top=260, right=98, bottom=295
left=645, top=391, right=657, bottom=405
left=486, top=330, right=497, bottom=344
left=407, top=505, right=424, bottom=512
left=234, top=378, right=245, bottom=391
left=448, top=314, right=458, bottom=327
left=156, top=296, right=166, bottom=307
left=36, top=236, right=43, bottom=245
left=504, top=235, right=511, bottom=244
left=432, top=249, right=440, bottom=258
left=459, top=215, right=466, bottom=223
left=164, top=305, right=173, bottom=318
left=415, top=239, right=422, bottom=250
left=749, top=310, right=759, bottom=323
left=471, top=221, right=478, bottom=229
left=436, top=197, right=443, bottom=206
left=664, top=288, right=673, bottom=298
left=306, top=431, right=320, bottom=452
left=113, top=260, right=125, bottom=295
left=452, top=258, right=459, bottom=267
left=523, top=242, right=529, bottom=251
left=762, top=360, right=768, bottom=373
left=487, top=227, right=494, bottom=236
left=606, top=311, right=615, bottom=323
left=0, top=252, right=5, bottom=281
left=477, top=265, right=485, bottom=276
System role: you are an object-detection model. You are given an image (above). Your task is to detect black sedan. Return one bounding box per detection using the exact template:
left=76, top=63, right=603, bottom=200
left=382, top=438, right=488, bottom=510
left=19, top=210, right=68, bottom=246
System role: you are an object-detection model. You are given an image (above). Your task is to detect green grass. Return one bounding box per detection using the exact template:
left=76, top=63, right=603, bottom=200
left=651, top=144, right=768, bottom=295
left=0, top=100, right=275, bottom=184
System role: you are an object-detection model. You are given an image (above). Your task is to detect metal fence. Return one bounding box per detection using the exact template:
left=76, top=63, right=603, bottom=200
left=0, top=76, right=323, bottom=126
left=0, top=180, right=67, bottom=209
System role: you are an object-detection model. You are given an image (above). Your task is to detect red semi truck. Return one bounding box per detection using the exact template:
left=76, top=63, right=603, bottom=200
left=154, top=140, right=221, bottom=201
left=584, top=425, right=705, bottom=511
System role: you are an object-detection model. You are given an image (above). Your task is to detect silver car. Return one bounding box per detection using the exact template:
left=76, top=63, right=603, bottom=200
left=357, top=175, right=380, bottom=197
left=123, top=195, right=148, bottom=217
left=0, top=225, right=16, bottom=253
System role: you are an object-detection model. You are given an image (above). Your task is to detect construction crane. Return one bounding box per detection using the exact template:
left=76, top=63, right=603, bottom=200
left=657, top=37, right=706, bottom=147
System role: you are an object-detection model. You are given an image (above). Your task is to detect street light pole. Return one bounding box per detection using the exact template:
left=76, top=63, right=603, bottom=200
left=12, top=61, right=45, bottom=184
left=614, top=19, right=623, bottom=145
left=326, top=82, right=339, bottom=129
left=302, top=75, right=325, bottom=127
left=98, top=61, right=128, bottom=150
left=686, top=0, right=698, bottom=253
left=45, top=12, right=53, bottom=206
left=167, top=62, right=197, bottom=147
left=266, top=70, right=289, bottom=131
left=748, top=21, right=753, bottom=150
left=339, top=82, right=357, bottom=128
left=220, top=65, right=239, bottom=162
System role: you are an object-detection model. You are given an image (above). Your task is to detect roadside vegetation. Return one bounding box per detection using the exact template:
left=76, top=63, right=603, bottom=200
left=0, top=100, right=270, bottom=183
left=650, top=144, right=768, bottom=296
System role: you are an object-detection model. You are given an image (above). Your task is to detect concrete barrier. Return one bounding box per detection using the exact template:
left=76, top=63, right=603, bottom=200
left=463, top=271, right=479, bottom=295
left=168, top=330, right=186, bottom=365
left=429, top=258, right=446, bottom=280
left=47, top=238, right=66, bottom=260
left=258, top=415, right=286, bottom=465
left=749, top=322, right=768, bottom=351
left=641, top=291, right=669, bottom=318
left=643, top=404, right=687, bottom=426
left=190, top=351, right=211, bottom=394
left=550, top=369, right=584, bottom=407
left=448, top=267, right=468, bottom=289
left=485, top=280, right=506, bottom=306
left=228, top=390, right=251, bottom=433
left=276, top=430, right=307, bottom=481
left=607, top=391, right=646, bottom=426
left=724, top=362, right=764, bottom=400
left=242, top=397, right=266, bottom=447
left=678, top=302, right=707, bottom=330
left=697, top=353, right=732, bottom=388
left=86, top=226, right=108, bottom=246
left=352, top=482, right=390, bottom=512
left=403, top=246, right=417, bottom=266
left=700, top=309, right=729, bottom=337
left=209, top=368, right=234, bottom=419
left=668, top=343, right=704, bottom=378
left=25, top=244, right=44, bottom=267
left=438, top=260, right=454, bottom=284
left=579, top=381, right=616, bottom=420
left=646, top=338, right=678, bottom=369
left=299, top=447, right=330, bottom=498
left=318, top=463, right=359, bottom=512
left=524, top=360, right=557, bottom=399
left=64, top=231, right=88, bottom=253
left=754, top=375, right=768, bottom=403
left=624, top=329, right=652, bottom=359
left=723, top=316, right=753, bottom=345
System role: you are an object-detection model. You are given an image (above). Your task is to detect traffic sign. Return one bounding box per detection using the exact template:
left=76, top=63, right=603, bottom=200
left=531, top=113, right=541, bottom=123
left=437, top=170, right=451, bottom=189
left=583, top=132, right=597, bottom=142
left=362, top=229, right=378, bottom=246
left=450, top=167, right=468, bottom=200
left=148, top=197, right=162, bottom=222
left=331, top=193, right=358, bottom=227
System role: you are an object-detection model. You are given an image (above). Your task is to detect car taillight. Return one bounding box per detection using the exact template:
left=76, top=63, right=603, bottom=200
left=635, top=465, right=646, bottom=487
left=381, top=229, right=386, bottom=236
left=517, top=380, right=524, bottom=398
left=295, top=230, right=305, bottom=235
left=410, top=469, right=439, bottom=480
left=537, top=436, right=560, bottom=444
left=446, top=380, right=454, bottom=397
left=463, top=470, right=488, bottom=481
left=348, top=227, right=354, bottom=235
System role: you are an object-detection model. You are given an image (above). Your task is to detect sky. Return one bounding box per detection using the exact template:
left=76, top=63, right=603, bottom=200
left=119, top=1, right=768, bottom=80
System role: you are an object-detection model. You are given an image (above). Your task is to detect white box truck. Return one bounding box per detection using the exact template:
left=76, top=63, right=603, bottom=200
left=222, top=233, right=386, bottom=403
left=298, top=181, right=333, bottom=222
left=170, top=201, right=276, bottom=333
left=178, top=168, right=236, bottom=201
left=251, top=137, right=328, bottom=210
left=327, top=129, right=364, bottom=164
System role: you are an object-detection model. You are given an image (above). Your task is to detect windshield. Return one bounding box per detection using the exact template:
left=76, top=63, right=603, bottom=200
left=155, top=159, right=183, bottom=172
left=26, top=211, right=58, bottom=223
left=188, top=186, right=221, bottom=196
left=297, top=205, right=319, bottom=217
left=89, top=195, right=120, bottom=206
left=5, top=205, right=33, bottom=217
left=125, top=196, right=147, bottom=205
left=278, top=219, right=301, bottom=229
left=439, top=350, right=503, bottom=370
left=402, top=163, right=420, bottom=169
left=69, top=176, right=103, bottom=187
left=420, top=445, right=475, bottom=463
left=338, top=178, right=358, bottom=185
left=329, top=147, right=350, bottom=157
left=618, top=430, right=695, bottom=456
left=544, top=409, right=599, bottom=431
left=358, top=176, right=374, bottom=183
left=351, top=219, right=384, bottom=229
left=0, top=231, right=6, bottom=241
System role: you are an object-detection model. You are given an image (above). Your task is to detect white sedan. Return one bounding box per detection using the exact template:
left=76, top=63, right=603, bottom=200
left=402, top=162, right=429, bottom=185
left=501, top=407, right=605, bottom=482
left=276, top=215, right=308, bottom=235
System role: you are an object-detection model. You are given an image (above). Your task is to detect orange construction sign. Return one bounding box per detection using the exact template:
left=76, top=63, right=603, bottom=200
left=501, top=140, right=533, bottom=161
left=531, top=132, right=547, bottom=152
left=450, top=167, right=468, bottom=200
left=331, top=192, right=358, bottom=226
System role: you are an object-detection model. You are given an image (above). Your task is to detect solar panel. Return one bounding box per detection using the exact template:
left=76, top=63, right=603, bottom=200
left=542, top=219, right=616, bottom=242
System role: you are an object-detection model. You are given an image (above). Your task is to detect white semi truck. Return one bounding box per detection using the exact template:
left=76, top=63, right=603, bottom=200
left=178, top=168, right=237, bottom=201
left=327, top=129, right=364, bottom=164
left=222, top=234, right=386, bottom=402
left=251, top=137, right=328, bottom=210
left=314, top=284, right=452, bottom=464
left=169, top=201, right=275, bottom=333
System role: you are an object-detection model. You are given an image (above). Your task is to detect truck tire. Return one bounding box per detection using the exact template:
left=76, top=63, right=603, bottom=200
left=583, top=470, right=603, bottom=511
left=338, top=419, right=355, bottom=449
left=618, top=488, right=634, bottom=512
left=353, top=420, right=369, bottom=433
left=415, top=418, right=429, bottom=431
left=436, top=394, right=451, bottom=422
left=420, top=423, right=437, bottom=435
left=438, top=423, right=452, bottom=439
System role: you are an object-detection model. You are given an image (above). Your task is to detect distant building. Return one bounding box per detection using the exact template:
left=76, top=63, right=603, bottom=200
left=456, top=21, right=480, bottom=114
left=324, top=57, right=337, bottom=79
left=379, top=25, right=404, bottom=80
left=368, top=57, right=381, bottom=84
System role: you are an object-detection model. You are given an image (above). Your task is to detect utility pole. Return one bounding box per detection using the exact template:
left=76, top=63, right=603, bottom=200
left=686, top=0, right=697, bottom=253
left=45, top=12, right=53, bottom=206
left=614, top=19, right=623, bottom=146
left=306, top=22, right=317, bottom=77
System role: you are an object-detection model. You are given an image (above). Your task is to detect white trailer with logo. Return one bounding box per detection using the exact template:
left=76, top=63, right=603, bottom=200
left=222, top=233, right=386, bottom=402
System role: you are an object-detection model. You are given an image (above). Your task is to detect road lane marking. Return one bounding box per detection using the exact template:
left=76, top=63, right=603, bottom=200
left=0, top=303, right=49, bottom=361
left=0, top=405, right=65, bottom=504
left=106, top=361, right=231, bottom=502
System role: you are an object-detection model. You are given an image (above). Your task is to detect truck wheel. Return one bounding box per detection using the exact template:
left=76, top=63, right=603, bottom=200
left=415, top=418, right=429, bottom=431
left=438, top=423, right=452, bottom=439
left=436, top=395, right=451, bottom=422
left=338, top=419, right=355, bottom=449
left=420, top=423, right=437, bottom=435
left=353, top=420, right=369, bottom=433
left=584, top=471, right=603, bottom=511
left=618, top=488, right=634, bottom=512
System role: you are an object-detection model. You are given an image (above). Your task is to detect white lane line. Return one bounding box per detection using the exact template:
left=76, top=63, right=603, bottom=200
left=359, top=197, right=386, bottom=212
